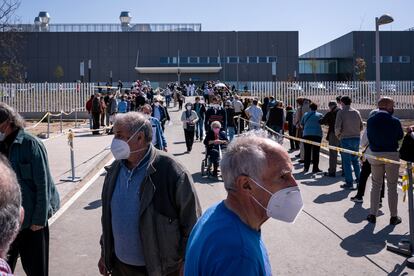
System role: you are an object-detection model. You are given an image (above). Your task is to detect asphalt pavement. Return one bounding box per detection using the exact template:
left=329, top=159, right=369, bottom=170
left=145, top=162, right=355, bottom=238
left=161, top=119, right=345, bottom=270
left=15, top=99, right=413, bottom=275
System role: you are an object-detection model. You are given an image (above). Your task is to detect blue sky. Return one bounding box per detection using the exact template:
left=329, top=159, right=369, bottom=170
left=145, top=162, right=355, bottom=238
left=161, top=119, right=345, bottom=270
left=17, top=0, right=413, bottom=54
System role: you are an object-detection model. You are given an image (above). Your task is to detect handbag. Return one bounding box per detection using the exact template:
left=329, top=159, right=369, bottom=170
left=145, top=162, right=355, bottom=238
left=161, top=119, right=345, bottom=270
left=186, top=112, right=195, bottom=131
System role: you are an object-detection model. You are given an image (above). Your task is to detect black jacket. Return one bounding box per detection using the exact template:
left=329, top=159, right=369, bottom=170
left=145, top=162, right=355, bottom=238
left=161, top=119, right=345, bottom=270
left=193, top=103, right=206, bottom=119
left=204, top=107, right=227, bottom=130
left=266, top=107, right=284, bottom=129
left=319, top=107, right=339, bottom=138
left=203, top=130, right=228, bottom=152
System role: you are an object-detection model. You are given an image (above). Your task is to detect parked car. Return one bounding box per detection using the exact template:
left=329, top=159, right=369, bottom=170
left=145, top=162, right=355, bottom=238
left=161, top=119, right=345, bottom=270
left=381, top=84, right=397, bottom=93
left=332, top=83, right=357, bottom=94
left=287, top=83, right=303, bottom=93
left=308, top=82, right=327, bottom=93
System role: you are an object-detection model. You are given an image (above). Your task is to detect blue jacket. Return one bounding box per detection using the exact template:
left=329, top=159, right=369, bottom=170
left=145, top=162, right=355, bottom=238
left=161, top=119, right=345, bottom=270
left=149, top=117, right=167, bottom=150
left=367, top=111, right=403, bottom=152
left=301, top=111, right=323, bottom=137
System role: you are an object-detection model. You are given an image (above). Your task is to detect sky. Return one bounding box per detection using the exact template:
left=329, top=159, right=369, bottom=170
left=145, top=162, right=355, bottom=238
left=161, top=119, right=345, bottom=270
left=16, top=0, right=414, bottom=55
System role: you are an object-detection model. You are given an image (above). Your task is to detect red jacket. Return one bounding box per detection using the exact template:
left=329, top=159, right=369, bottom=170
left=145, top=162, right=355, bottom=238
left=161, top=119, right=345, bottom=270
left=85, top=98, right=93, bottom=113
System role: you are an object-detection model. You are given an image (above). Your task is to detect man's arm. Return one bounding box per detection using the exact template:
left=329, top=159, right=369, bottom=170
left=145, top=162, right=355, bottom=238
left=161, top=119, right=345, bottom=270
left=175, top=171, right=202, bottom=257
left=334, top=110, right=343, bottom=138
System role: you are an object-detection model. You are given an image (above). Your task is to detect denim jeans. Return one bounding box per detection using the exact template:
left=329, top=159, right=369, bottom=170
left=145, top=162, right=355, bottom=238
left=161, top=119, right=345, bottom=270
left=227, top=126, right=235, bottom=141
left=340, top=137, right=361, bottom=186
left=195, top=118, right=204, bottom=139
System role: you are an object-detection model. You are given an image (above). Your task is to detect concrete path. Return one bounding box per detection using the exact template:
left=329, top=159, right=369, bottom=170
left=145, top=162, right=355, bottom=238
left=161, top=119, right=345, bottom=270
left=15, top=98, right=412, bottom=275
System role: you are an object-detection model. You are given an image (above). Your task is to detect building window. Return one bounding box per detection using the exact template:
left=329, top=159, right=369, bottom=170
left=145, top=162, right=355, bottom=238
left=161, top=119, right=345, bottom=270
left=248, top=56, right=258, bottom=63
left=400, top=56, right=411, bottom=63
left=228, top=56, right=238, bottom=63
left=179, top=57, right=189, bottom=64
left=258, top=56, right=267, bottom=63
left=189, top=57, right=198, bottom=64
left=160, top=57, right=169, bottom=64
left=199, top=57, right=208, bottom=64
left=268, top=56, right=277, bottom=63
left=209, top=57, right=218, bottom=64
left=382, top=56, right=392, bottom=63
left=238, top=57, right=247, bottom=63
left=169, top=57, right=177, bottom=64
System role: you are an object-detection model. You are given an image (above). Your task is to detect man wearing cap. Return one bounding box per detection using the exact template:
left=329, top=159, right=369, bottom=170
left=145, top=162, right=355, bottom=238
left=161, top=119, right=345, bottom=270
left=320, top=101, right=340, bottom=177
left=366, top=97, right=404, bottom=225
left=0, top=103, right=60, bottom=276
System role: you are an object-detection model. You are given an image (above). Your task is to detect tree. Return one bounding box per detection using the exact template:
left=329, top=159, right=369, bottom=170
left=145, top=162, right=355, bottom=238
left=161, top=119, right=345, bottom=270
left=54, top=65, right=64, bottom=81
left=0, top=0, right=23, bottom=83
left=354, top=57, right=367, bottom=81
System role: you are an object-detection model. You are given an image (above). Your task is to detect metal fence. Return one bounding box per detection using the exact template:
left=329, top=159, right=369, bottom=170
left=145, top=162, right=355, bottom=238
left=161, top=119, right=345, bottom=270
left=0, top=83, right=95, bottom=113
left=249, top=81, right=414, bottom=110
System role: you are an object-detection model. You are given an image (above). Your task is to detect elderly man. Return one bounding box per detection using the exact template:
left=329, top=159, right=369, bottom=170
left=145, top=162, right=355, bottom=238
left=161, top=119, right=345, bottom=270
left=245, top=98, right=263, bottom=130
left=185, top=131, right=303, bottom=275
left=366, top=97, right=404, bottom=225
left=0, top=156, right=23, bottom=276
left=98, top=112, right=201, bottom=276
left=335, top=96, right=363, bottom=189
left=0, top=103, right=60, bottom=276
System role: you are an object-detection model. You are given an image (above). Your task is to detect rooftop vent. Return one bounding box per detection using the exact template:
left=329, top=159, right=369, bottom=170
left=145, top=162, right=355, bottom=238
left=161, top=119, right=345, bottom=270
left=38, top=11, right=50, bottom=25
left=120, top=11, right=131, bottom=25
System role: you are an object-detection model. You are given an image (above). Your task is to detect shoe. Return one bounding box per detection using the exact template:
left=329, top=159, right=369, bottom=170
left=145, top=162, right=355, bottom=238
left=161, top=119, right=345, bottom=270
left=312, top=169, right=322, bottom=173
left=303, top=168, right=309, bottom=173
left=324, top=172, right=336, bottom=177
left=390, top=216, right=402, bottom=225
left=298, top=160, right=305, bottom=163
left=350, top=196, right=363, bottom=203
left=367, top=214, right=376, bottom=224
left=295, top=154, right=301, bottom=158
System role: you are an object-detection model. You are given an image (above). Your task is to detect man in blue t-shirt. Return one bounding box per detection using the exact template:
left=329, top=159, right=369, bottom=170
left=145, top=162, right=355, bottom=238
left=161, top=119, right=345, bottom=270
left=185, top=132, right=304, bottom=276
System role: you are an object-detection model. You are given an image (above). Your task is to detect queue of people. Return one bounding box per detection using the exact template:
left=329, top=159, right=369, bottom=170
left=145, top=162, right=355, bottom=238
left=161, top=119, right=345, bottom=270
left=2, top=77, right=414, bottom=276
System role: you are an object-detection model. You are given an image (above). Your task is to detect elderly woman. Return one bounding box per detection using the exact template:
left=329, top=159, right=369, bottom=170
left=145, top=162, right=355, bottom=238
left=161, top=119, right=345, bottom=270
left=181, top=102, right=199, bottom=153
left=203, top=121, right=228, bottom=177
left=301, top=102, right=323, bottom=173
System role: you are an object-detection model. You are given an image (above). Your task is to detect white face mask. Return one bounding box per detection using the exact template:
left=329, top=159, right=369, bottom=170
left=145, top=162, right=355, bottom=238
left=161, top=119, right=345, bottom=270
left=186, top=106, right=192, bottom=111
left=110, top=124, right=146, bottom=160
left=250, top=178, right=303, bottom=223
left=154, top=102, right=160, bottom=107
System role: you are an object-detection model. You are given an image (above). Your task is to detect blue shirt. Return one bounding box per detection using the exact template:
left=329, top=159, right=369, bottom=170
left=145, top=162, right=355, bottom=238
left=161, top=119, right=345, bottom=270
left=110, top=149, right=151, bottom=266
left=118, top=100, right=128, bottom=113
left=153, top=106, right=161, bottom=121
left=184, top=202, right=272, bottom=276
left=301, top=111, right=323, bottom=137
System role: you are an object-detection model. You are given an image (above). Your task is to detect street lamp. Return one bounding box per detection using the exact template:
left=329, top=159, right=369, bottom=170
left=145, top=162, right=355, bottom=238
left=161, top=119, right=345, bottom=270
left=375, top=14, right=394, bottom=101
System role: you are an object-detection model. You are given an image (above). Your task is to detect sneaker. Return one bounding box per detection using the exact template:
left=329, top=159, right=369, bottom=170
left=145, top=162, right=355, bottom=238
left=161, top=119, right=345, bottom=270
left=312, top=169, right=322, bottom=173
left=350, top=196, right=363, bottom=203
left=367, top=214, right=376, bottom=224
left=390, top=216, right=402, bottom=226
left=303, top=168, right=309, bottom=173
left=340, top=184, right=352, bottom=189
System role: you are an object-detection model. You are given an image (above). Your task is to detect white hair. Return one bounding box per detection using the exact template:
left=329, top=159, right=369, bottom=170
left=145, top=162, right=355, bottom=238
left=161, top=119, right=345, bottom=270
left=220, top=130, right=277, bottom=191
left=114, top=112, right=153, bottom=144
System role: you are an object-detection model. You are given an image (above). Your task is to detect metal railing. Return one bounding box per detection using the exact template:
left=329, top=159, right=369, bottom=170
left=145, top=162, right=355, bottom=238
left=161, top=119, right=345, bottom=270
left=0, top=83, right=95, bottom=113
left=6, top=23, right=202, bottom=32
left=249, top=81, right=414, bottom=110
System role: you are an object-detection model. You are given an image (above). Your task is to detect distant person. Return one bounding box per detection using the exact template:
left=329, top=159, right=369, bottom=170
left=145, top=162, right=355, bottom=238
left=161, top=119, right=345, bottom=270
left=203, top=121, right=228, bottom=177
left=140, top=104, right=168, bottom=152
left=366, top=97, right=404, bottom=225
left=319, top=101, right=340, bottom=177
left=0, top=156, right=23, bottom=276
left=335, top=96, right=363, bottom=189
left=0, top=103, right=60, bottom=276
left=193, top=96, right=206, bottom=141
left=224, top=101, right=236, bottom=141
left=151, top=97, right=169, bottom=131
left=85, top=94, right=95, bottom=129
left=261, top=97, right=270, bottom=121
left=301, top=103, right=323, bottom=173
left=285, top=105, right=299, bottom=151
left=232, top=95, right=244, bottom=133
left=186, top=132, right=303, bottom=275
left=91, top=93, right=102, bottom=135
left=245, top=98, right=263, bottom=130
left=204, top=97, right=226, bottom=131
left=100, top=96, right=107, bottom=127
left=98, top=112, right=201, bottom=276
left=117, top=97, right=128, bottom=113
left=181, top=103, right=199, bottom=153
left=266, top=101, right=285, bottom=134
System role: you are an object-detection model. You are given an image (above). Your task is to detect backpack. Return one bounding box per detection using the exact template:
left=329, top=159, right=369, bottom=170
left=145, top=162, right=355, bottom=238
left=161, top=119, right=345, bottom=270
left=400, top=133, right=414, bottom=162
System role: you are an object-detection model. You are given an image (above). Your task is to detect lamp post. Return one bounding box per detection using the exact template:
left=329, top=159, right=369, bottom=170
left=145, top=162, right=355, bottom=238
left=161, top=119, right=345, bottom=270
left=375, top=14, right=394, bottom=102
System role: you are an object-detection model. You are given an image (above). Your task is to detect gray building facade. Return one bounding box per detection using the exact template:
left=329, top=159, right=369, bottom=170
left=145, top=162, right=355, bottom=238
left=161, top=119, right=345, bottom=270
left=10, top=30, right=298, bottom=83
left=299, top=31, right=414, bottom=81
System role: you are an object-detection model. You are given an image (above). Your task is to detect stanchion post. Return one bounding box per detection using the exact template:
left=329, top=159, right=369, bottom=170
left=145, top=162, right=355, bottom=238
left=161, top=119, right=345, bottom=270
left=47, top=113, right=50, bottom=139
left=75, top=108, right=78, bottom=128
left=61, top=129, right=81, bottom=183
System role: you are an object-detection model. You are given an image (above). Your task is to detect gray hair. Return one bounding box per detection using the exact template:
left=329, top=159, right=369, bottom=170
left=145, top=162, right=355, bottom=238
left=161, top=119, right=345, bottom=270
left=0, top=155, right=21, bottom=257
left=210, top=121, right=222, bottom=129
left=0, top=102, right=25, bottom=129
left=220, top=130, right=276, bottom=191
left=114, top=112, right=153, bottom=144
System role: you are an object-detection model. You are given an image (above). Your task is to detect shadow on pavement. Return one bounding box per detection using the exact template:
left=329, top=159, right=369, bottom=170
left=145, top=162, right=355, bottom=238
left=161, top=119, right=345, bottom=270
left=388, top=261, right=408, bottom=276
left=191, top=172, right=222, bottom=185
left=340, top=223, right=407, bottom=259
left=84, top=199, right=102, bottom=210
left=172, top=152, right=188, bottom=157
left=313, top=189, right=352, bottom=204
left=344, top=204, right=370, bottom=224
left=173, top=141, right=186, bottom=145
left=300, top=175, right=341, bottom=187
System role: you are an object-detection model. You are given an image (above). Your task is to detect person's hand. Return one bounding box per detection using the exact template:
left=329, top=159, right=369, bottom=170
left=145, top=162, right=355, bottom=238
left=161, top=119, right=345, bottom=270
left=30, top=225, right=44, bottom=231
left=164, top=147, right=168, bottom=152
left=98, top=256, right=109, bottom=275
left=213, top=140, right=220, bottom=145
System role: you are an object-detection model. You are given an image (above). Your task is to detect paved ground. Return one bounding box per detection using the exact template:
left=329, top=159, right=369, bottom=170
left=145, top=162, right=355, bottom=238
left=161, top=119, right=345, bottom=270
left=15, top=98, right=413, bottom=275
